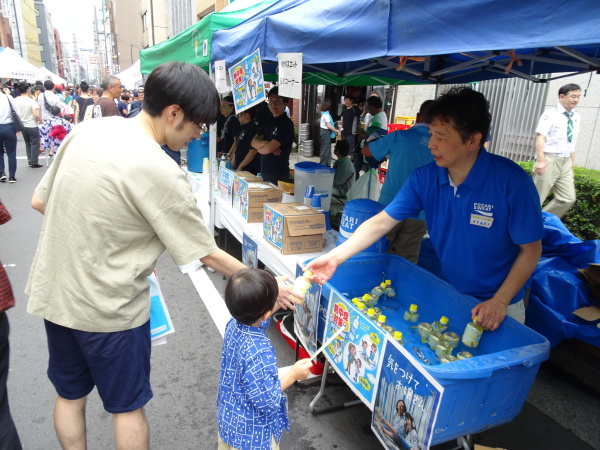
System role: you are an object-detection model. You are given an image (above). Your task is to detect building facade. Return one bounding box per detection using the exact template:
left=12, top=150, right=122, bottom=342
left=140, top=0, right=168, bottom=49
left=110, top=0, right=143, bottom=72
left=34, top=0, right=57, bottom=73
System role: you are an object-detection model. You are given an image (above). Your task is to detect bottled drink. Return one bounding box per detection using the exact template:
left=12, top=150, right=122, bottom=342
left=362, top=293, right=377, bottom=308
left=428, top=331, right=443, bottom=350
left=377, top=315, right=394, bottom=334
left=393, top=331, right=404, bottom=346
left=403, top=304, right=419, bottom=322
left=435, top=341, right=452, bottom=358
left=457, top=351, right=473, bottom=360
left=432, top=316, right=449, bottom=333
left=356, top=302, right=366, bottom=311
left=351, top=297, right=361, bottom=306
left=219, top=155, right=226, bottom=168
left=462, top=317, right=484, bottom=348
left=417, top=323, right=433, bottom=343
left=443, top=331, right=460, bottom=350
left=440, top=354, right=457, bottom=364
left=366, top=308, right=379, bottom=322
left=384, top=279, right=396, bottom=298
left=293, top=271, right=312, bottom=299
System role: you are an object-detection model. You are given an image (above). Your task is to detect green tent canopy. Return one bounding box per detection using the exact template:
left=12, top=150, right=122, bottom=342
left=140, top=0, right=279, bottom=75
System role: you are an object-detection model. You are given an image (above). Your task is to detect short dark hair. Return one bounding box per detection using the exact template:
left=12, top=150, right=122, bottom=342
left=335, top=139, right=350, bottom=157
left=121, top=93, right=130, bottom=101
left=242, top=105, right=258, bottom=121
left=44, top=80, right=54, bottom=91
left=17, top=82, right=30, bottom=94
left=367, top=96, right=382, bottom=109
left=143, top=62, right=220, bottom=126
left=80, top=81, right=89, bottom=92
left=418, top=99, right=435, bottom=122
left=320, top=98, right=332, bottom=112
left=224, top=269, right=278, bottom=325
left=267, top=86, right=288, bottom=104
left=559, top=83, right=581, bottom=96
left=35, top=80, right=43, bottom=86
left=429, top=87, right=490, bottom=147
left=222, top=95, right=234, bottom=104
left=345, top=96, right=356, bottom=103
left=95, top=88, right=103, bottom=97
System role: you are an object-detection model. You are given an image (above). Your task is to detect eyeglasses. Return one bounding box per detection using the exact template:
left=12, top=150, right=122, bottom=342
left=192, top=119, right=204, bottom=131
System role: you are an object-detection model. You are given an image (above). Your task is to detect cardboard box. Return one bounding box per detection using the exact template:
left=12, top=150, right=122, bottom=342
left=278, top=181, right=295, bottom=194
left=218, top=169, right=260, bottom=206
left=233, top=180, right=282, bottom=223
left=263, top=202, right=326, bottom=255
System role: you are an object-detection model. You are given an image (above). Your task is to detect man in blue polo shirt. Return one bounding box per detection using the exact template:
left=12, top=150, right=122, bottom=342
left=307, top=88, right=543, bottom=331
left=361, top=100, right=434, bottom=263
left=251, top=87, right=295, bottom=183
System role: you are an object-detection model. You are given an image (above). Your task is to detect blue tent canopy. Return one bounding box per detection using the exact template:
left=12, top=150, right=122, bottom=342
left=211, top=0, right=600, bottom=84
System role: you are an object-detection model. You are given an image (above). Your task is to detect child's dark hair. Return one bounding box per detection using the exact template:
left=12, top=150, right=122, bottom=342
left=335, top=140, right=349, bottom=157
left=224, top=268, right=278, bottom=325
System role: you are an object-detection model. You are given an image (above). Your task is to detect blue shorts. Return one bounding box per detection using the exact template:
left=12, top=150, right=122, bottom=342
left=45, top=320, right=153, bottom=414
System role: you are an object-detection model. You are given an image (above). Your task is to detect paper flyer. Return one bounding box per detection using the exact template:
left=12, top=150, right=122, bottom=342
left=148, top=272, right=175, bottom=344
left=214, top=60, right=230, bottom=93
left=293, top=265, right=321, bottom=354
left=322, top=290, right=386, bottom=407
left=228, top=48, right=266, bottom=114
left=242, top=233, right=258, bottom=268
left=372, top=339, right=443, bottom=450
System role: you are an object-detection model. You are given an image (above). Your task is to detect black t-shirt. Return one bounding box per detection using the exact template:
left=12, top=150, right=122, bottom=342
left=341, top=105, right=361, bottom=136
left=235, top=122, right=260, bottom=175
left=255, top=101, right=273, bottom=136
left=220, top=114, right=241, bottom=156
left=216, top=114, right=226, bottom=154
left=260, top=113, right=294, bottom=182
left=75, top=96, right=94, bottom=122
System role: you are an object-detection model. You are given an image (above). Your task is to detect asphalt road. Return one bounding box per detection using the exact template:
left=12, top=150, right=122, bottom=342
left=2, top=136, right=599, bottom=449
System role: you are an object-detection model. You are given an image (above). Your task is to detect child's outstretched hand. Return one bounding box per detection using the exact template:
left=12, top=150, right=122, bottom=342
left=292, top=359, right=313, bottom=381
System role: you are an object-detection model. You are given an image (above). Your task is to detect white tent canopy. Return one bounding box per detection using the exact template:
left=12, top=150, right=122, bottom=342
left=38, top=66, right=65, bottom=85
left=115, top=60, right=142, bottom=89
left=0, top=47, right=44, bottom=81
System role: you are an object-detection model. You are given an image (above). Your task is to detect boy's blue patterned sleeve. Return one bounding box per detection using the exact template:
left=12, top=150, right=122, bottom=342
left=242, top=350, right=283, bottom=416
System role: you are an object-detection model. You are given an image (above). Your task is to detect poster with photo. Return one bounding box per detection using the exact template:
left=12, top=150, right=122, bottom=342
left=372, top=340, right=443, bottom=450
left=322, top=290, right=386, bottom=407
left=293, top=264, right=321, bottom=354
left=228, top=48, right=266, bottom=114
left=242, top=233, right=258, bottom=268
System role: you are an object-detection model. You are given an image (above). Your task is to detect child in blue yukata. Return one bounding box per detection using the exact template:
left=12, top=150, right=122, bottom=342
left=217, top=268, right=312, bottom=450
left=369, top=343, right=378, bottom=364
left=346, top=342, right=357, bottom=373
left=360, top=340, right=369, bottom=359
left=353, top=358, right=362, bottom=382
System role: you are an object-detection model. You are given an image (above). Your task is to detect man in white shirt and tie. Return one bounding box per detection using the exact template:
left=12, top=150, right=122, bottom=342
left=533, top=83, right=581, bottom=218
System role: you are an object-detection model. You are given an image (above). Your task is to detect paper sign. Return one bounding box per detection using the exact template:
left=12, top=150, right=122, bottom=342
left=214, top=60, right=230, bottom=93
left=228, top=49, right=266, bottom=114
left=242, top=233, right=258, bottom=268
left=322, top=290, right=387, bottom=407
left=372, top=339, right=443, bottom=450
left=278, top=52, right=303, bottom=99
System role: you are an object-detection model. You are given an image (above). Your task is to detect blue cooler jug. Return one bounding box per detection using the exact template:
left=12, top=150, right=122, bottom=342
left=187, top=132, right=210, bottom=172
left=336, top=198, right=387, bottom=252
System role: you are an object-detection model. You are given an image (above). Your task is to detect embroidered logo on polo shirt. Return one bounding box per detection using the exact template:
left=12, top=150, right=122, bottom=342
left=470, top=202, right=494, bottom=228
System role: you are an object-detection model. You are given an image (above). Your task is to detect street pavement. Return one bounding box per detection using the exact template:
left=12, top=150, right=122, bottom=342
left=2, top=135, right=599, bottom=449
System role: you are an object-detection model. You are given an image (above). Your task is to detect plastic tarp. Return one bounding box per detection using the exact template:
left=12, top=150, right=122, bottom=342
left=526, top=213, right=600, bottom=348
left=139, top=0, right=280, bottom=75
left=0, top=47, right=44, bottom=81
left=211, top=0, right=600, bottom=85
left=38, top=67, right=65, bottom=85
left=115, top=60, right=143, bottom=89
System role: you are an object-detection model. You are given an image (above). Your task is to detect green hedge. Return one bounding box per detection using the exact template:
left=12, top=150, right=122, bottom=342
left=517, top=161, right=600, bottom=241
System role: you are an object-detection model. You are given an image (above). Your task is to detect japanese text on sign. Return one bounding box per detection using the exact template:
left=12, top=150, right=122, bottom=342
left=278, top=52, right=302, bottom=99
left=333, top=303, right=349, bottom=329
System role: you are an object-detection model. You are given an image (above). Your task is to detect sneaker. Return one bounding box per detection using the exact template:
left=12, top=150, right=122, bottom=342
left=8, top=177, right=16, bottom=183
left=30, top=164, right=43, bottom=168
left=0, top=173, right=6, bottom=182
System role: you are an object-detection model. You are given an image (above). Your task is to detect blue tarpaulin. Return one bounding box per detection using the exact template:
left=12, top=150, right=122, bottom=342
left=212, top=0, right=600, bottom=84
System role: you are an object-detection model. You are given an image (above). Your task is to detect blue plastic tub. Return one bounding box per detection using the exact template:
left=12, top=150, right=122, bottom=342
left=187, top=132, right=209, bottom=172
left=303, top=254, right=550, bottom=445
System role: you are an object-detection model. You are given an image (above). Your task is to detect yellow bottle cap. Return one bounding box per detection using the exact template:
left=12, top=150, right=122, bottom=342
left=357, top=302, right=365, bottom=310
left=377, top=315, right=386, bottom=323
left=440, top=316, right=449, bottom=325
left=304, top=270, right=313, bottom=278
left=473, top=316, right=478, bottom=322
left=380, top=282, right=387, bottom=288
left=410, top=304, right=418, bottom=312
left=393, top=331, right=403, bottom=340
left=367, top=308, right=375, bottom=315
left=385, top=279, right=392, bottom=285
left=362, top=294, right=371, bottom=301
left=351, top=298, right=360, bottom=305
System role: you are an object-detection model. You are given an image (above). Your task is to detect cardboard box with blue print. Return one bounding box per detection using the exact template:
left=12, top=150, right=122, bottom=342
left=233, top=180, right=282, bottom=223
left=263, top=202, right=326, bottom=255
left=218, top=169, right=261, bottom=206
